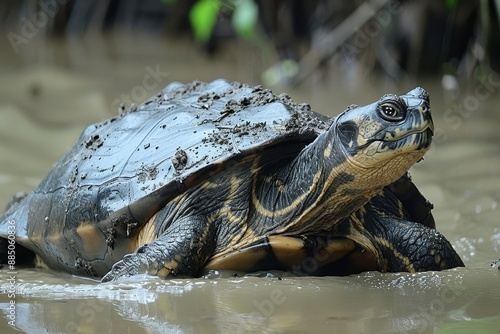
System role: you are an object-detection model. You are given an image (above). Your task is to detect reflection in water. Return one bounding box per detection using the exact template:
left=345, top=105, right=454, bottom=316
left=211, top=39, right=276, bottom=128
left=0, top=35, right=499, bottom=332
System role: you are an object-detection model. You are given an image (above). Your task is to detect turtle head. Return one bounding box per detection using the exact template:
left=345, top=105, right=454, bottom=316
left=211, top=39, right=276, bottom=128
left=335, top=87, right=433, bottom=181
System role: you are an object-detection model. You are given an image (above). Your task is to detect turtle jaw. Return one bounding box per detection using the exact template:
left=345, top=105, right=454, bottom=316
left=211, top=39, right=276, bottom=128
left=339, top=124, right=433, bottom=181
left=379, top=108, right=434, bottom=151
left=363, top=100, right=434, bottom=157
left=367, top=124, right=434, bottom=158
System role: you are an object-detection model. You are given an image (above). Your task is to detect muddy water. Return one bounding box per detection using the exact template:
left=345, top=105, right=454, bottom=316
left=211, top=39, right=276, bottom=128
left=0, top=34, right=499, bottom=333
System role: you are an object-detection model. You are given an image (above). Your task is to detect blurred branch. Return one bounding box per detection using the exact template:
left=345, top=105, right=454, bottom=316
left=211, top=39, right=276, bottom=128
left=290, top=0, right=389, bottom=86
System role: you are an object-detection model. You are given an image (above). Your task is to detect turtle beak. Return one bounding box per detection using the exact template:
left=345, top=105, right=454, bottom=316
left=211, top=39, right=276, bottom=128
left=404, top=88, right=433, bottom=134
left=405, top=87, right=430, bottom=103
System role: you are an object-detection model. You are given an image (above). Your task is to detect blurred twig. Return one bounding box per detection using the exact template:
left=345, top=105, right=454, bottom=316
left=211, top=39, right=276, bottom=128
left=291, top=0, right=389, bottom=86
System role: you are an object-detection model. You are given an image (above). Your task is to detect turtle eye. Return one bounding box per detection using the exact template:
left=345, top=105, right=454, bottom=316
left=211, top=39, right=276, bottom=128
left=379, top=102, right=405, bottom=122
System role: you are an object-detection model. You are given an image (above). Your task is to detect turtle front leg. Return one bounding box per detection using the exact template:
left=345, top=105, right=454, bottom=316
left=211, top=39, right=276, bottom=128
left=102, top=216, right=216, bottom=282
left=360, top=214, right=464, bottom=272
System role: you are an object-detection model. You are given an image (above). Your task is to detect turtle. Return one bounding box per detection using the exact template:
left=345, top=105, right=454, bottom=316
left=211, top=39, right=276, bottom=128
left=0, top=79, right=464, bottom=281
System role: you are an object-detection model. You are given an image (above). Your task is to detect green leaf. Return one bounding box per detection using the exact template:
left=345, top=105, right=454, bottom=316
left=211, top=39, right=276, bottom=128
left=232, top=0, right=258, bottom=39
left=189, top=0, right=220, bottom=42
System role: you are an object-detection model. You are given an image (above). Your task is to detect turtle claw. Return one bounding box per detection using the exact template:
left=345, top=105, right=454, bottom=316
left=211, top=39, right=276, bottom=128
left=101, top=253, right=151, bottom=282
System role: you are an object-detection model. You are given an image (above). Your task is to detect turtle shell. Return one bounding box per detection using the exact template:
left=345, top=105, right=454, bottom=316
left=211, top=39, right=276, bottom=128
left=0, top=79, right=331, bottom=275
